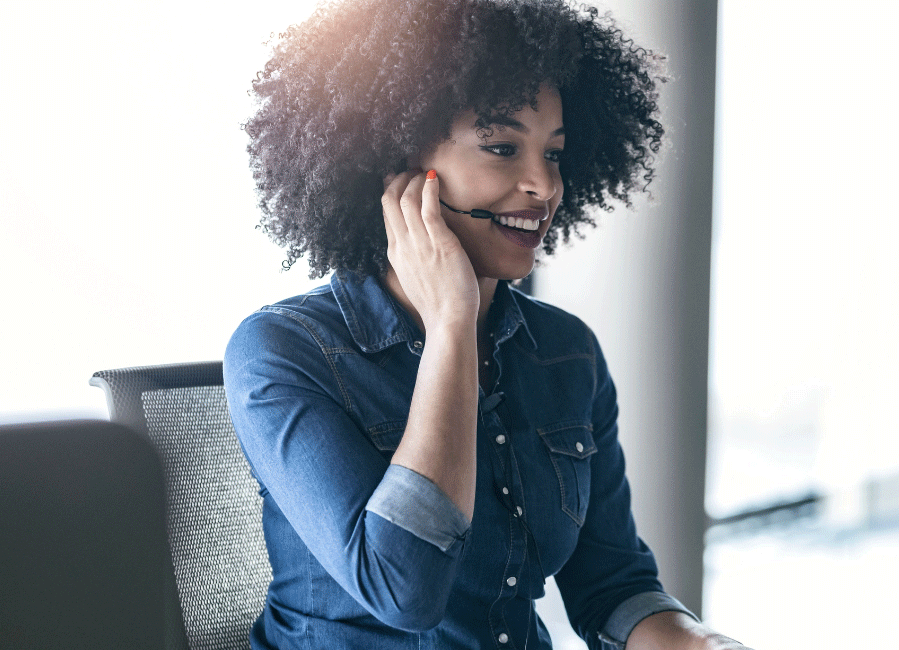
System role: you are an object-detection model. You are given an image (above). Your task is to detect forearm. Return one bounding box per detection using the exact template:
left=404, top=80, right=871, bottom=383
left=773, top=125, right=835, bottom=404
left=626, top=611, right=749, bottom=650
left=390, top=321, right=479, bottom=520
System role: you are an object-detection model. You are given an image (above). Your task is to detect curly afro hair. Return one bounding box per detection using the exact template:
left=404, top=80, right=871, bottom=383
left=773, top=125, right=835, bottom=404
left=244, top=0, right=667, bottom=277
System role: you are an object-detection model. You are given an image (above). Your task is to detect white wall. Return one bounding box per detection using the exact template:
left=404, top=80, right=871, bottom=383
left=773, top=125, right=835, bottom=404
left=0, top=0, right=325, bottom=422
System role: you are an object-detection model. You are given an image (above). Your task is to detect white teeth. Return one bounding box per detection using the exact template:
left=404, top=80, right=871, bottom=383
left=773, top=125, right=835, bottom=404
left=495, top=216, right=540, bottom=230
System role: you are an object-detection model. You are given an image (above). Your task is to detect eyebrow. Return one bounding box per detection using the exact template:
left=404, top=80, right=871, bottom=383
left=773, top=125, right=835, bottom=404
left=485, top=114, right=565, bottom=137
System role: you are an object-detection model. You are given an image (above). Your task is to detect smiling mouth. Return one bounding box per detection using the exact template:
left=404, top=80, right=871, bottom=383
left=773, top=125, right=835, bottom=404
left=493, top=210, right=547, bottom=232
left=439, top=198, right=547, bottom=232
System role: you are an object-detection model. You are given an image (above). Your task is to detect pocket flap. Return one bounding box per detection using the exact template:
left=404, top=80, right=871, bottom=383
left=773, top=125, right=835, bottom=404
left=538, top=421, right=596, bottom=459
left=368, top=420, right=406, bottom=451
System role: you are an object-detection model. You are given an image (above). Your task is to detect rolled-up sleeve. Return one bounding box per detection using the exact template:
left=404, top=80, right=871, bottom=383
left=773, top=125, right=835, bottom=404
left=224, top=308, right=470, bottom=632
left=367, top=464, right=470, bottom=553
left=599, top=591, right=699, bottom=648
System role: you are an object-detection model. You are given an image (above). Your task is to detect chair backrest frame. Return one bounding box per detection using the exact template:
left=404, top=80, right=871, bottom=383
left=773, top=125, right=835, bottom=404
left=91, top=361, right=271, bottom=650
left=91, top=361, right=226, bottom=435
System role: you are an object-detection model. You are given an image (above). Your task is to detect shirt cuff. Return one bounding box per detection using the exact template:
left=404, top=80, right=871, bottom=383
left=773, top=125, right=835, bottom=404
left=366, top=464, right=471, bottom=552
left=599, top=591, right=700, bottom=648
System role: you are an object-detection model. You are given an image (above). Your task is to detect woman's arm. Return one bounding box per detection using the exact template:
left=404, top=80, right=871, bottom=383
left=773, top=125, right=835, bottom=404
left=225, top=314, right=470, bottom=631
left=389, top=321, right=478, bottom=519
left=381, top=169, right=481, bottom=520
left=553, top=329, right=700, bottom=645
left=554, top=329, right=753, bottom=649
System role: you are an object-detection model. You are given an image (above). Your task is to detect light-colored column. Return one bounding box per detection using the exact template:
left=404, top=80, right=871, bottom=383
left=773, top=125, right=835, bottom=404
left=535, top=0, right=718, bottom=617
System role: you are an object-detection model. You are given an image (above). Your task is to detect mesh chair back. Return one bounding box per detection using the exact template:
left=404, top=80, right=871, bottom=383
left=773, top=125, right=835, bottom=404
left=91, top=362, right=271, bottom=650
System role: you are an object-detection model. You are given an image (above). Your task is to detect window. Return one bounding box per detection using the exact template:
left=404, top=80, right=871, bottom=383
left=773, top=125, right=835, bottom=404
left=704, top=1, right=899, bottom=646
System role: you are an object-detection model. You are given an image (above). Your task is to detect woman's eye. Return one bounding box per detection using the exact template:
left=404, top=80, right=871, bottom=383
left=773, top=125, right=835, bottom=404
left=544, top=149, right=564, bottom=164
left=480, top=144, right=564, bottom=162
left=481, top=143, right=517, bottom=157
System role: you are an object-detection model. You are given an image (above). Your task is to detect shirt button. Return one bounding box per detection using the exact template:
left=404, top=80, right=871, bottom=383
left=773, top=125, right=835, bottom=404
left=516, top=506, right=523, bottom=516
left=498, top=633, right=509, bottom=643
left=506, top=576, right=517, bottom=587
left=495, top=434, right=506, bottom=445
left=576, top=442, right=584, bottom=452
left=412, top=340, right=423, bottom=349
left=502, top=487, right=509, bottom=495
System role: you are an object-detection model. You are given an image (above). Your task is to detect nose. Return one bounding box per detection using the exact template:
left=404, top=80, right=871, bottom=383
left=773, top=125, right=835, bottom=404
left=516, top=156, right=558, bottom=201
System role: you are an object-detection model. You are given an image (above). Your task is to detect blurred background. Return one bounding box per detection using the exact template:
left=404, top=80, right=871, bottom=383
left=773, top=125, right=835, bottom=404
left=1, top=1, right=896, bottom=648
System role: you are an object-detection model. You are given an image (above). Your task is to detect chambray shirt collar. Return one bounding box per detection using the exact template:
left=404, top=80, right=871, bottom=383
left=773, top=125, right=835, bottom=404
left=330, top=270, right=538, bottom=353
left=331, top=271, right=413, bottom=353
left=490, top=278, right=538, bottom=351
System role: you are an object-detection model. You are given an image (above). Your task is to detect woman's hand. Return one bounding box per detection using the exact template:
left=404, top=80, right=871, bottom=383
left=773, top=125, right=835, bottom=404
left=382, top=169, right=481, bottom=520
left=626, top=612, right=755, bottom=650
left=382, top=170, right=479, bottom=333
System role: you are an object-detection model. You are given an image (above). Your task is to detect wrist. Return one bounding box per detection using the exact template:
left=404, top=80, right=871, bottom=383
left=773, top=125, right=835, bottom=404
left=627, top=612, right=746, bottom=650
left=422, top=318, right=477, bottom=342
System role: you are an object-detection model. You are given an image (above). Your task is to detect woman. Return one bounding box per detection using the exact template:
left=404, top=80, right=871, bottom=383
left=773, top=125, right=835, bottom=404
left=225, top=1, right=750, bottom=648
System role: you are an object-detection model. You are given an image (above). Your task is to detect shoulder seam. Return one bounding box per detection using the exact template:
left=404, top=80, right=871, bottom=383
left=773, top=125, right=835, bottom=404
left=255, top=306, right=356, bottom=415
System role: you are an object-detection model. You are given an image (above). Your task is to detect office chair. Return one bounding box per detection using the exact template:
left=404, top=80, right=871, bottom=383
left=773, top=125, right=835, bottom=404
left=0, top=419, right=168, bottom=650
left=90, top=362, right=272, bottom=650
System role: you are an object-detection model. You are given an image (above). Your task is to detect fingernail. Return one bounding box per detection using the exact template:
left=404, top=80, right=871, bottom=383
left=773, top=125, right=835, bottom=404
left=426, top=169, right=437, bottom=180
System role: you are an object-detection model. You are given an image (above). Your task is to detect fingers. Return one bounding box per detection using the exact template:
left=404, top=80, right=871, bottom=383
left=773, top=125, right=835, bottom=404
left=398, top=172, right=428, bottom=238
left=382, top=169, right=430, bottom=241
left=381, top=170, right=414, bottom=245
left=419, top=169, right=445, bottom=238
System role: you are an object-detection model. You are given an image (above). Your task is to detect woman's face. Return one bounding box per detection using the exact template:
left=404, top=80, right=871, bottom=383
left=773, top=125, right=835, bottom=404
left=418, top=84, right=565, bottom=281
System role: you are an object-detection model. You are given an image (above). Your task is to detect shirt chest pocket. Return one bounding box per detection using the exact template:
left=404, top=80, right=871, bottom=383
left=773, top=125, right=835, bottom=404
left=538, top=421, right=597, bottom=526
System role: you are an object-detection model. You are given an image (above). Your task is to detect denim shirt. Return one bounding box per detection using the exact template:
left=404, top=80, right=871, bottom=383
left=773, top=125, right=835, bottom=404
left=223, top=270, right=696, bottom=650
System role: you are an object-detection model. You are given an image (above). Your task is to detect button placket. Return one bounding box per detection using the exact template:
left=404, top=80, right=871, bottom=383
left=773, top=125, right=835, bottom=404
left=488, top=456, right=528, bottom=650
left=483, top=364, right=527, bottom=648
